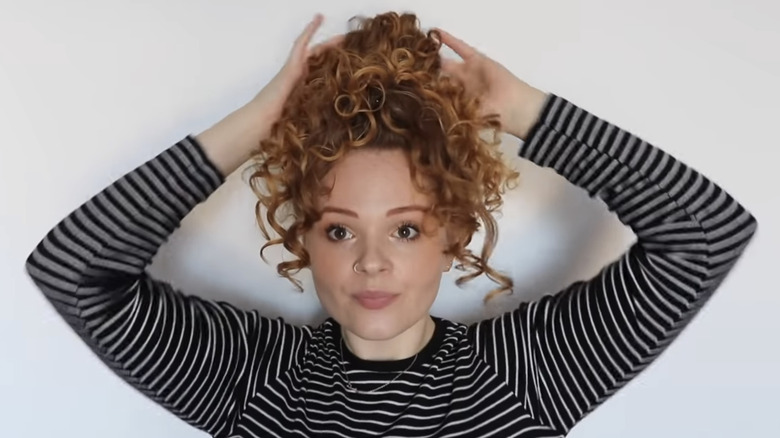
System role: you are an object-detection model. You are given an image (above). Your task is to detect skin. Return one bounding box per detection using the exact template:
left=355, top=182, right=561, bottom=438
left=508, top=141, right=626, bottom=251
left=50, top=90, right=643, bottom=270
left=197, top=14, right=548, bottom=360
left=302, top=148, right=454, bottom=360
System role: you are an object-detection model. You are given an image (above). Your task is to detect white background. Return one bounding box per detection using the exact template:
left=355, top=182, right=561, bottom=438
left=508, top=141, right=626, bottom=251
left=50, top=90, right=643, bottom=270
left=2, top=0, right=778, bottom=436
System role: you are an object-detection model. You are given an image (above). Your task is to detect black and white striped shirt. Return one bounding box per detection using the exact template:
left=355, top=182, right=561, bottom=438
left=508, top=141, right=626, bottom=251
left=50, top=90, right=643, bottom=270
left=25, top=94, right=757, bottom=437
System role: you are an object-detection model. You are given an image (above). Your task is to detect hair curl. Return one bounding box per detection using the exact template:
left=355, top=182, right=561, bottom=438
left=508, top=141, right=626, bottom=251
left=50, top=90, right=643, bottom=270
left=246, top=11, right=519, bottom=302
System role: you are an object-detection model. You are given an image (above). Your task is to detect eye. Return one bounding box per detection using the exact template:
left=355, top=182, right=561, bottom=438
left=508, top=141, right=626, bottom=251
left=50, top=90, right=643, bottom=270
left=395, top=222, right=420, bottom=241
left=325, top=224, right=354, bottom=241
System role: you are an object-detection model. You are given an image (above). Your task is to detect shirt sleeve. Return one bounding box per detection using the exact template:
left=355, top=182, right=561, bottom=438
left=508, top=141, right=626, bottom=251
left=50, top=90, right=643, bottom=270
left=24, top=135, right=309, bottom=437
left=468, top=94, right=758, bottom=433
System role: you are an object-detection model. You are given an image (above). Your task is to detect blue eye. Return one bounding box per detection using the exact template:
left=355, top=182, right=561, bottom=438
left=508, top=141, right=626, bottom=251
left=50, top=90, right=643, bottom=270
left=326, top=224, right=353, bottom=241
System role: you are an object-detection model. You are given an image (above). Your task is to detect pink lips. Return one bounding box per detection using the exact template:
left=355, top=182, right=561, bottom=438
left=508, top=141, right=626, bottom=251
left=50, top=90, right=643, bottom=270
left=353, top=291, right=398, bottom=310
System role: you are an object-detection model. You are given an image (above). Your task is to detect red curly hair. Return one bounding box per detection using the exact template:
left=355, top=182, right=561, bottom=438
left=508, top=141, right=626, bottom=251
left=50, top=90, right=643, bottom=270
left=246, top=12, right=519, bottom=302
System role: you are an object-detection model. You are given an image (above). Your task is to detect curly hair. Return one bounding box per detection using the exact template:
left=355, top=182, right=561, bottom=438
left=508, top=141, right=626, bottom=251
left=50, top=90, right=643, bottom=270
left=245, top=11, right=519, bottom=302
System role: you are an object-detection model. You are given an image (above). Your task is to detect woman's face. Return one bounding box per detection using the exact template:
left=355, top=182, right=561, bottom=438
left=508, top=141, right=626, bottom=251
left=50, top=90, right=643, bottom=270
left=304, top=148, right=453, bottom=342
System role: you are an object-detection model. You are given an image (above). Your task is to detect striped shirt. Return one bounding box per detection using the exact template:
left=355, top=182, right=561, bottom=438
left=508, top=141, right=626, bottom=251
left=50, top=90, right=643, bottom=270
left=25, top=94, right=757, bottom=437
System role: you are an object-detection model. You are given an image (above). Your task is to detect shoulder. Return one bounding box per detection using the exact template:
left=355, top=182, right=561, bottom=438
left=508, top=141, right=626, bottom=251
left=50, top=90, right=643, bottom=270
left=432, top=316, right=475, bottom=359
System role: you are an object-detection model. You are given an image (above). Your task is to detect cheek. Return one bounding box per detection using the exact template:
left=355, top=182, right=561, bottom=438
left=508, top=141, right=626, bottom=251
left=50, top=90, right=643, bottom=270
left=305, top=230, right=447, bottom=291
left=307, top=240, right=351, bottom=301
left=309, top=242, right=343, bottom=277
left=401, top=247, right=439, bottom=270
left=396, top=242, right=446, bottom=288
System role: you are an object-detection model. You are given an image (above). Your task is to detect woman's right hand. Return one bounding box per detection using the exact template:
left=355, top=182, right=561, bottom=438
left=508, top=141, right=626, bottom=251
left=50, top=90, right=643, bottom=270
left=249, top=13, right=343, bottom=129
left=197, top=14, right=342, bottom=177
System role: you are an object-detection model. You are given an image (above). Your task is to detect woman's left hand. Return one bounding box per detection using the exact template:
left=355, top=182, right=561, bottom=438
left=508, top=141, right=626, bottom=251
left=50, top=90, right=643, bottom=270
left=436, top=28, right=548, bottom=140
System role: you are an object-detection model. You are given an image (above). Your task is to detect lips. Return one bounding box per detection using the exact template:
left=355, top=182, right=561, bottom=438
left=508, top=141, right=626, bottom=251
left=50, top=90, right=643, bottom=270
left=353, top=290, right=398, bottom=310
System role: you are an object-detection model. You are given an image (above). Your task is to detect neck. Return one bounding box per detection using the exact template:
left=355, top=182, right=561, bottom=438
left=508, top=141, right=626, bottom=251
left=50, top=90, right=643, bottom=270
left=341, top=315, right=435, bottom=361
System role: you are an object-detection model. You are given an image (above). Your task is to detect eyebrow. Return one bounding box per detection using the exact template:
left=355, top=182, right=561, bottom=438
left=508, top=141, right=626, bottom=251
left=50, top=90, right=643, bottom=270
left=320, top=205, right=429, bottom=218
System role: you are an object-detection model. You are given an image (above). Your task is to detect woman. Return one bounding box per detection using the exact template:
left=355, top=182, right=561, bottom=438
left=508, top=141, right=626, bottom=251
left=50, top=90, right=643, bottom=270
left=25, top=12, right=756, bottom=438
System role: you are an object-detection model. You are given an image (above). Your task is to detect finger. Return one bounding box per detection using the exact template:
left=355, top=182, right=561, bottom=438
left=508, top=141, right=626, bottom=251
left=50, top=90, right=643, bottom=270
left=291, top=13, right=324, bottom=57
left=440, top=57, right=461, bottom=73
left=440, top=58, right=465, bottom=78
left=439, top=58, right=467, bottom=83
left=305, top=33, right=345, bottom=58
left=434, top=28, right=477, bottom=60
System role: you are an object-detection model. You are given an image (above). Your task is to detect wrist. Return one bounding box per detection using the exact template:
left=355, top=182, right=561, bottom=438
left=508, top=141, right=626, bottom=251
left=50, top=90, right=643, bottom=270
left=506, top=82, right=548, bottom=140
left=196, top=101, right=271, bottom=177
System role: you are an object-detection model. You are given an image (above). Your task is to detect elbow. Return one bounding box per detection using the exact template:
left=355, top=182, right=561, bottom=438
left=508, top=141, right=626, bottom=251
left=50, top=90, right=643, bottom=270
left=24, top=244, right=43, bottom=284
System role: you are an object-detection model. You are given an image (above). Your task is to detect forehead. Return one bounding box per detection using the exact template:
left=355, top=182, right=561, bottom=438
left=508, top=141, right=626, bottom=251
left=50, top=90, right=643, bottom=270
left=319, top=148, right=432, bottom=211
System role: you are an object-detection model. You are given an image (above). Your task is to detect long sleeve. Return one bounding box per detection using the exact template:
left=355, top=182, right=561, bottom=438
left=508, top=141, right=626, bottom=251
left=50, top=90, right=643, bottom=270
left=24, top=135, right=308, bottom=437
left=469, top=95, right=758, bottom=434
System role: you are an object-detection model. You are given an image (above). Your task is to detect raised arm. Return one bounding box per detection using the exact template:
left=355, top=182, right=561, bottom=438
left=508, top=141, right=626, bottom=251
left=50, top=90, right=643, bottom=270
left=435, top=29, right=758, bottom=433
left=23, top=15, right=337, bottom=436
left=470, top=93, right=756, bottom=432
left=24, top=135, right=306, bottom=436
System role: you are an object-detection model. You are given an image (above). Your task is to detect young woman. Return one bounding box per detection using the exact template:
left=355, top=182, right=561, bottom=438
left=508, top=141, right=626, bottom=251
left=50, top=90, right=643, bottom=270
left=25, top=12, right=757, bottom=438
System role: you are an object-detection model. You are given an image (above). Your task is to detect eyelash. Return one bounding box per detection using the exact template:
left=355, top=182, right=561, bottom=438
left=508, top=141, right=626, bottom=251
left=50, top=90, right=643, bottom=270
left=325, top=221, right=421, bottom=242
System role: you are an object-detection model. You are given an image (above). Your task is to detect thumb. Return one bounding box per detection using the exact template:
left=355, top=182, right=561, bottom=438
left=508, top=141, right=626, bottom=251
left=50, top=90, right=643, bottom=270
left=306, top=34, right=345, bottom=59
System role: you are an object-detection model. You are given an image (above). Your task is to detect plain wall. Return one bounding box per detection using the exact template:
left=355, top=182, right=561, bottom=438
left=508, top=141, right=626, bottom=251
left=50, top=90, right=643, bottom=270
left=2, top=0, right=777, bottom=436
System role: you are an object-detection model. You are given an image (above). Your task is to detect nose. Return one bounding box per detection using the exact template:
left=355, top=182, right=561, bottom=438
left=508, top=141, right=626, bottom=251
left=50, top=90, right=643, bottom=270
left=353, top=239, right=391, bottom=275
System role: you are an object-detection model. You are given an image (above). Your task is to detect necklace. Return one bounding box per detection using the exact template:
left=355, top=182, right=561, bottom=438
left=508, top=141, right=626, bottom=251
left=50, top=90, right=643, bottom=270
left=339, top=338, right=418, bottom=394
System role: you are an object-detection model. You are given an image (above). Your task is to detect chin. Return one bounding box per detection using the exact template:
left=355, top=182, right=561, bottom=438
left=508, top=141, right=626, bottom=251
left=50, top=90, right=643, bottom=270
left=346, top=309, right=411, bottom=341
